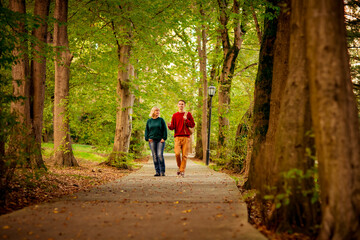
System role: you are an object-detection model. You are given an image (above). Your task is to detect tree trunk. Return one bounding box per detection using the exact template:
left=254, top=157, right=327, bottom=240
left=306, top=0, right=360, bottom=238
left=194, top=14, right=208, bottom=161
left=200, top=22, right=208, bottom=163
left=195, top=84, right=203, bottom=159
left=30, top=0, right=50, bottom=168
left=250, top=6, right=262, bottom=45
left=245, top=0, right=278, bottom=189
left=258, top=0, right=291, bottom=206
left=53, top=0, right=78, bottom=167
left=108, top=43, right=135, bottom=163
left=217, top=0, right=244, bottom=158
left=265, top=0, right=321, bottom=233
left=129, top=95, right=144, bottom=158
left=8, top=0, right=31, bottom=162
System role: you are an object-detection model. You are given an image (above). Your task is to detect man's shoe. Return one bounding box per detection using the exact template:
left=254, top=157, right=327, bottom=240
left=161, top=172, right=165, bottom=176
left=154, top=173, right=160, bottom=177
left=177, top=169, right=181, bottom=176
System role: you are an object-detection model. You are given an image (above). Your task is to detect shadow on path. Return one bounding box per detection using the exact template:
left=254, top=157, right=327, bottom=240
left=0, top=153, right=266, bottom=240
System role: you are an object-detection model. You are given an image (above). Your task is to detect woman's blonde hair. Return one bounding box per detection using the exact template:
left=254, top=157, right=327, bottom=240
left=149, top=106, right=160, bottom=118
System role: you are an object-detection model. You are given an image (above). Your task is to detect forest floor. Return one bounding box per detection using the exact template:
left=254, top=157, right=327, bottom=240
left=0, top=144, right=148, bottom=215
left=1, top=146, right=313, bottom=240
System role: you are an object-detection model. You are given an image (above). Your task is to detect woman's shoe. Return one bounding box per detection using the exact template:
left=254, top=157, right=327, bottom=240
left=154, top=173, right=160, bottom=177
left=161, top=172, right=165, bottom=176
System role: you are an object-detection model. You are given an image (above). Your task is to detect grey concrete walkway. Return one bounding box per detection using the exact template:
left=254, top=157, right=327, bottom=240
left=0, top=154, right=266, bottom=240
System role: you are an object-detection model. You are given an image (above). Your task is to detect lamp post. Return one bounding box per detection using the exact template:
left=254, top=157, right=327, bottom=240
left=206, top=86, right=216, bottom=166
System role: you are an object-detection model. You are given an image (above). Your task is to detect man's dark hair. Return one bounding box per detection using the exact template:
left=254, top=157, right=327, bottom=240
left=178, top=100, right=186, bottom=105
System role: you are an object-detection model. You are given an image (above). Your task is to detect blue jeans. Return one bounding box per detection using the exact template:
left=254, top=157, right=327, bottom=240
left=149, top=141, right=165, bottom=174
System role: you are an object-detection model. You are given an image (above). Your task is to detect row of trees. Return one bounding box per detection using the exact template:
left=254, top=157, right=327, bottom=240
left=1, top=0, right=359, bottom=238
left=242, top=0, right=360, bottom=238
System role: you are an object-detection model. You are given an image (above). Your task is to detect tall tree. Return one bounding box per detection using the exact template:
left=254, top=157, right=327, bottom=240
left=8, top=0, right=30, bottom=162
left=306, top=0, right=360, bottom=238
left=30, top=0, right=50, bottom=168
left=53, top=0, right=78, bottom=166
left=194, top=3, right=208, bottom=161
left=245, top=0, right=278, bottom=189
left=216, top=0, right=245, bottom=157
left=264, top=0, right=320, bottom=233
left=108, top=23, right=135, bottom=163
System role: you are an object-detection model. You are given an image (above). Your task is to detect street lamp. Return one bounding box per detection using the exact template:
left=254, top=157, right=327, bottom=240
left=206, top=86, right=216, bottom=166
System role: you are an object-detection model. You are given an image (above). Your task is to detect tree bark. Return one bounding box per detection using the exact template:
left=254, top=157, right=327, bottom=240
left=108, top=43, right=135, bottom=162
left=195, top=30, right=203, bottom=159
left=264, top=0, right=321, bottom=233
left=259, top=0, right=291, bottom=201
left=200, top=22, right=208, bottom=162
left=30, top=0, right=50, bottom=168
left=251, top=6, right=262, bottom=44
left=217, top=0, right=244, bottom=158
left=194, top=10, right=208, bottom=161
left=8, top=0, right=31, bottom=162
left=53, top=0, right=78, bottom=167
left=245, top=0, right=278, bottom=189
left=306, top=0, right=360, bottom=238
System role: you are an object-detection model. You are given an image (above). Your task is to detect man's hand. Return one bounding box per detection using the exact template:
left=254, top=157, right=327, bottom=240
left=161, top=139, right=165, bottom=143
left=149, top=139, right=153, bottom=143
left=167, top=122, right=171, bottom=128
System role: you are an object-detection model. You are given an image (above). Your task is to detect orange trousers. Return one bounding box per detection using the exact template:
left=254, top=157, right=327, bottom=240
left=174, top=137, right=189, bottom=172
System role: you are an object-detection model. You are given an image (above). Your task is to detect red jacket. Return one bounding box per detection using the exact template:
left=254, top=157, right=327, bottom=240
left=168, top=112, right=195, bottom=138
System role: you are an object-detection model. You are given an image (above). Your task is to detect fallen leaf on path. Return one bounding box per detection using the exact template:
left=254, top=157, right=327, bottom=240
left=182, top=209, right=191, bottom=213
left=2, top=225, right=10, bottom=230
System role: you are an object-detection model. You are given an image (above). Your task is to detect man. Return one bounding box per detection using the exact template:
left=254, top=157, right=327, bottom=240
left=167, top=100, right=195, bottom=177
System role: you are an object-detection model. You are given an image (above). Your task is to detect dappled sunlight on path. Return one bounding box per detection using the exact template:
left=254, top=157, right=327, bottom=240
left=0, top=154, right=266, bottom=240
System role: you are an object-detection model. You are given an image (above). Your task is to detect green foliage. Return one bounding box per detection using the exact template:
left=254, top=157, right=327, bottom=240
left=42, top=143, right=109, bottom=162
left=264, top=166, right=320, bottom=209
left=107, top=151, right=137, bottom=170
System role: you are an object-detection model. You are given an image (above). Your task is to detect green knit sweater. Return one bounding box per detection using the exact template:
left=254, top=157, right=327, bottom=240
left=145, top=117, right=167, bottom=141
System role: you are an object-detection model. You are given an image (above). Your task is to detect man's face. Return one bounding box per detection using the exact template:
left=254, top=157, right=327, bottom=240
left=177, top=101, right=185, bottom=112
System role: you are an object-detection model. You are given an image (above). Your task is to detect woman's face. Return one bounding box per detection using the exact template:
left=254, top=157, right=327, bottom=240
left=154, top=109, right=160, bottom=118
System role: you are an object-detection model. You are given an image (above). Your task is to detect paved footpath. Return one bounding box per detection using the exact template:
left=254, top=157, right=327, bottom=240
left=0, top=154, right=266, bottom=240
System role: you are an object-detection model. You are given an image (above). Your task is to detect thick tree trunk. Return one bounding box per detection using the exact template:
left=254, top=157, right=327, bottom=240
left=217, top=0, right=244, bottom=158
left=245, top=1, right=278, bottom=189
left=258, top=0, right=291, bottom=205
left=265, top=0, right=321, bottom=233
left=30, top=0, right=50, bottom=168
left=200, top=25, right=208, bottom=162
left=8, top=0, right=31, bottom=162
left=194, top=20, right=208, bottom=161
left=3, top=0, right=29, bottom=209
left=108, top=44, right=135, bottom=162
left=53, top=0, right=78, bottom=167
left=195, top=85, right=203, bottom=159
left=306, top=0, right=360, bottom=238
left=129, top=95, right=144, bottom=158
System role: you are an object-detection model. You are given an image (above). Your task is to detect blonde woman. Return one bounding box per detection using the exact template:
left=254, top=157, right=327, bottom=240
left=145, top=107, right=167, bottom=176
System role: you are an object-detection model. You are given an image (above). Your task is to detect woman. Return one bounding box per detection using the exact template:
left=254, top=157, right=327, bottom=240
left=145, top=107, right=167, bottom=176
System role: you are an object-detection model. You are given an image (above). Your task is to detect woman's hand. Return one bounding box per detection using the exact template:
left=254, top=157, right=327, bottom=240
left=161, top=139, right=165, bottom=143
left=149, top=139, right=153, bottom=143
